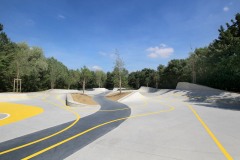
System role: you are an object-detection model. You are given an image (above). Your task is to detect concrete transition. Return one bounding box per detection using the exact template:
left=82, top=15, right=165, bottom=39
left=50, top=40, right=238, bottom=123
left=138, top=86, right=158, bottom=93
left=176, top=82, right=222, bottom=92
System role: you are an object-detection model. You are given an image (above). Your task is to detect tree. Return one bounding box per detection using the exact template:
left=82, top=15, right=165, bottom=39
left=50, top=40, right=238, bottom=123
left=21, top=46, right=48, bottom=91
left=105, top=72, right=114, bottom=89
left=0, top=23, right=16, bottom=92
left=157, top=64, right=165, bottom=88
left=79, top=66, right=92, bottom=94
left=95, top=70, right=106, bottom=88
left=113, top=52, right=127, bottom=93
left=157, top=59, right=190, bottom=89
left=153, top=71, right=159, bottom=89
left=47, top=57, right=67, bottom=89
left=66, top=69, right=80, bottom=89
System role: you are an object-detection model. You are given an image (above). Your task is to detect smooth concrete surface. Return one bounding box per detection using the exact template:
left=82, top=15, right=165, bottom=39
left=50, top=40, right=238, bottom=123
left=66, top=89, right=240, bottom=160
left=0, top=86, right=240, bottom=160
left=0, top=92, right=130, bottom=160
left=0, top=90, right=99, bottom=143
left=176, top=82, right=222, bottom=92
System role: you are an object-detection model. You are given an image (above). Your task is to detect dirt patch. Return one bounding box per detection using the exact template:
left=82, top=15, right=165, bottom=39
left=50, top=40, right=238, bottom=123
left=71, top=93, right=98, bottom=105
left=106, top=92, right=132, bottom=101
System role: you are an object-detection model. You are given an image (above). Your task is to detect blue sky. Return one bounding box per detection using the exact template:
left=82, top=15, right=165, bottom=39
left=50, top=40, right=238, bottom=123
left=0, top=0, right=239, bottom=72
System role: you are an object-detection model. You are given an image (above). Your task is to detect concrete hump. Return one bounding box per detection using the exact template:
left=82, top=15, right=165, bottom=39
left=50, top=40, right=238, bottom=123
left=120, top=92, right=147, bottom=103
left=93, top=88, right=108, bottom=92
left=138, top=86, right=158, bottom=93
left=176, top=82, right=222, bottom=92
left=48, top=89, right=80, bottom=94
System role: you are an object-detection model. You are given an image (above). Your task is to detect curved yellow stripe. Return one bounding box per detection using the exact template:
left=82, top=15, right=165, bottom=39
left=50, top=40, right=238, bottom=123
left=22, top=102, right=175, bottom=160
left=0, top=102, right=43, bottom=126
left=0, top=95, right=80, bottom=155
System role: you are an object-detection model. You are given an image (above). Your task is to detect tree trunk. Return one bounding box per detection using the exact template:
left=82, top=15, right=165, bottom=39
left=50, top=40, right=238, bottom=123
left=83, top=78, right=85, bottom=94
left=119, top=76, right=122, bottom=94
left=156, top=82, right=158, bottom=89
left=98, top=82, right=100, bottom=88
left=51, top=81, right=54, bottom=89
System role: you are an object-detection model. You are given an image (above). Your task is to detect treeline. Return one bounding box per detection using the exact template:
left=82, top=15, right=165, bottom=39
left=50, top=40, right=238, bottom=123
left=0, top=24, right=108, bottom=92
left=129, top=13, right=240, bottom=91
left=0, top=13, right=239, bottom=92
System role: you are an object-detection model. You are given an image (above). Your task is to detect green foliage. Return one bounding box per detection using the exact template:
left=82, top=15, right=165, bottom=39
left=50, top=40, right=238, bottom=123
left=79, top=66, right=92, bottom=93
left=113, top=52, right=128, bottom=92
left=187, top=13, right=240, bottom=91
left=1, top=13, right=240, bottom=92
left=47, top=57, right=68, bottom=89
left=105, top=72, right=114, bottom=89
left=95, top=70, right=106, bottom=88
left=0, top=24, right=16, bottom=91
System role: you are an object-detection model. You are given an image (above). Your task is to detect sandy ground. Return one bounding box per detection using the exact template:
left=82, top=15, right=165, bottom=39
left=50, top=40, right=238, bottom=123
left=71, top=93, right=98, bottom=105
left=106, top=92, right=132, bottom=101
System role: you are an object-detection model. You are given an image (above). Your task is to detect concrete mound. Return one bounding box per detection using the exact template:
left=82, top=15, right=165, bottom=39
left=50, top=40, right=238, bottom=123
left=93, top=88, right=108, bottom=92
left=138, top=86, right=158, bottom=93
left=120, top=91, right=147, bottom=103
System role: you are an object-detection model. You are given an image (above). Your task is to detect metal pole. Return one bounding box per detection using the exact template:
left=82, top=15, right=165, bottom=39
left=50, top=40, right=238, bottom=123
left=20, top=79, right=21, bottom=92
left=16, top=79, right=18, bottom=92
left=13, top=79, right=15, bottom=92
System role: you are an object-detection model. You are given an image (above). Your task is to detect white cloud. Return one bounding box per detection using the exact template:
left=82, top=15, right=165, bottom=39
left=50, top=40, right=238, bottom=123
left=223, top=6, right=229, bottom=12
left=99, top=51, right=116, bottom=59
left=146, top=44, right=174, bottom=58
left=58, top=14, right=66, bottom=19
left=92, top=65, right=102, bottom=71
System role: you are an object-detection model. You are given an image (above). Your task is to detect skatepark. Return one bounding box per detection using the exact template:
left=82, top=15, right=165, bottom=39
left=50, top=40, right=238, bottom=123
left=0, top=82, right=239, bottom=160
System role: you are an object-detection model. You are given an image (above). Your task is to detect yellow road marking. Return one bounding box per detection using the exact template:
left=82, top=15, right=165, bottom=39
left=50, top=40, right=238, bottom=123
left=22, top=101, right=175, bottom=160
left=0, top=102, right=43, bottom=126
left=0, top=94, right=80, bottom=155
left=153, top=93, right=233, bottom=160
left=187, top=104, right=233, bottom=160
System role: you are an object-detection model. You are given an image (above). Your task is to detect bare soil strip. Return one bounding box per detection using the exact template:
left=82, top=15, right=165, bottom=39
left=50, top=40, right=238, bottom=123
left=106, top=92, right=132, bottom=101
left=71, top=93, right=98, bottom=105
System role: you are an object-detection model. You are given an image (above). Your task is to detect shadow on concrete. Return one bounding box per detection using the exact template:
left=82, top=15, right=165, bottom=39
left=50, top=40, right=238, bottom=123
left=183, top=90, right=240, bottom=111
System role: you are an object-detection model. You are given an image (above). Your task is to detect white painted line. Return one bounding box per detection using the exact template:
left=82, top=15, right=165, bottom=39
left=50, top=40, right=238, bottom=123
left=0, top=113, right=10, bottom=120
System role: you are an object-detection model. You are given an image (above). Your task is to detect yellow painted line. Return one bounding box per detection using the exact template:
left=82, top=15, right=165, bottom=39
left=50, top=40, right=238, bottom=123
left=22, top=100, right=175, bottom=160
left=151, top=93, right=233, bottom=160
left=0, top=95, right=80, bottom=155
left=0, top=102, right=43, bottom=126
left=187, top=104, right=233, bottom=160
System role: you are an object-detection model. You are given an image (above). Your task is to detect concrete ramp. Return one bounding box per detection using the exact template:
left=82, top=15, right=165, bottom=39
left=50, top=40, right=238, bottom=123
left=120, top=91, right=147, bottom=103
left=93, top=88, right=108, bottom=92
left=138, top=86, right=158, bottom=93
left=176, top=82, right=222, bottom=92
left=48, top=89, right=81, bottom=94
